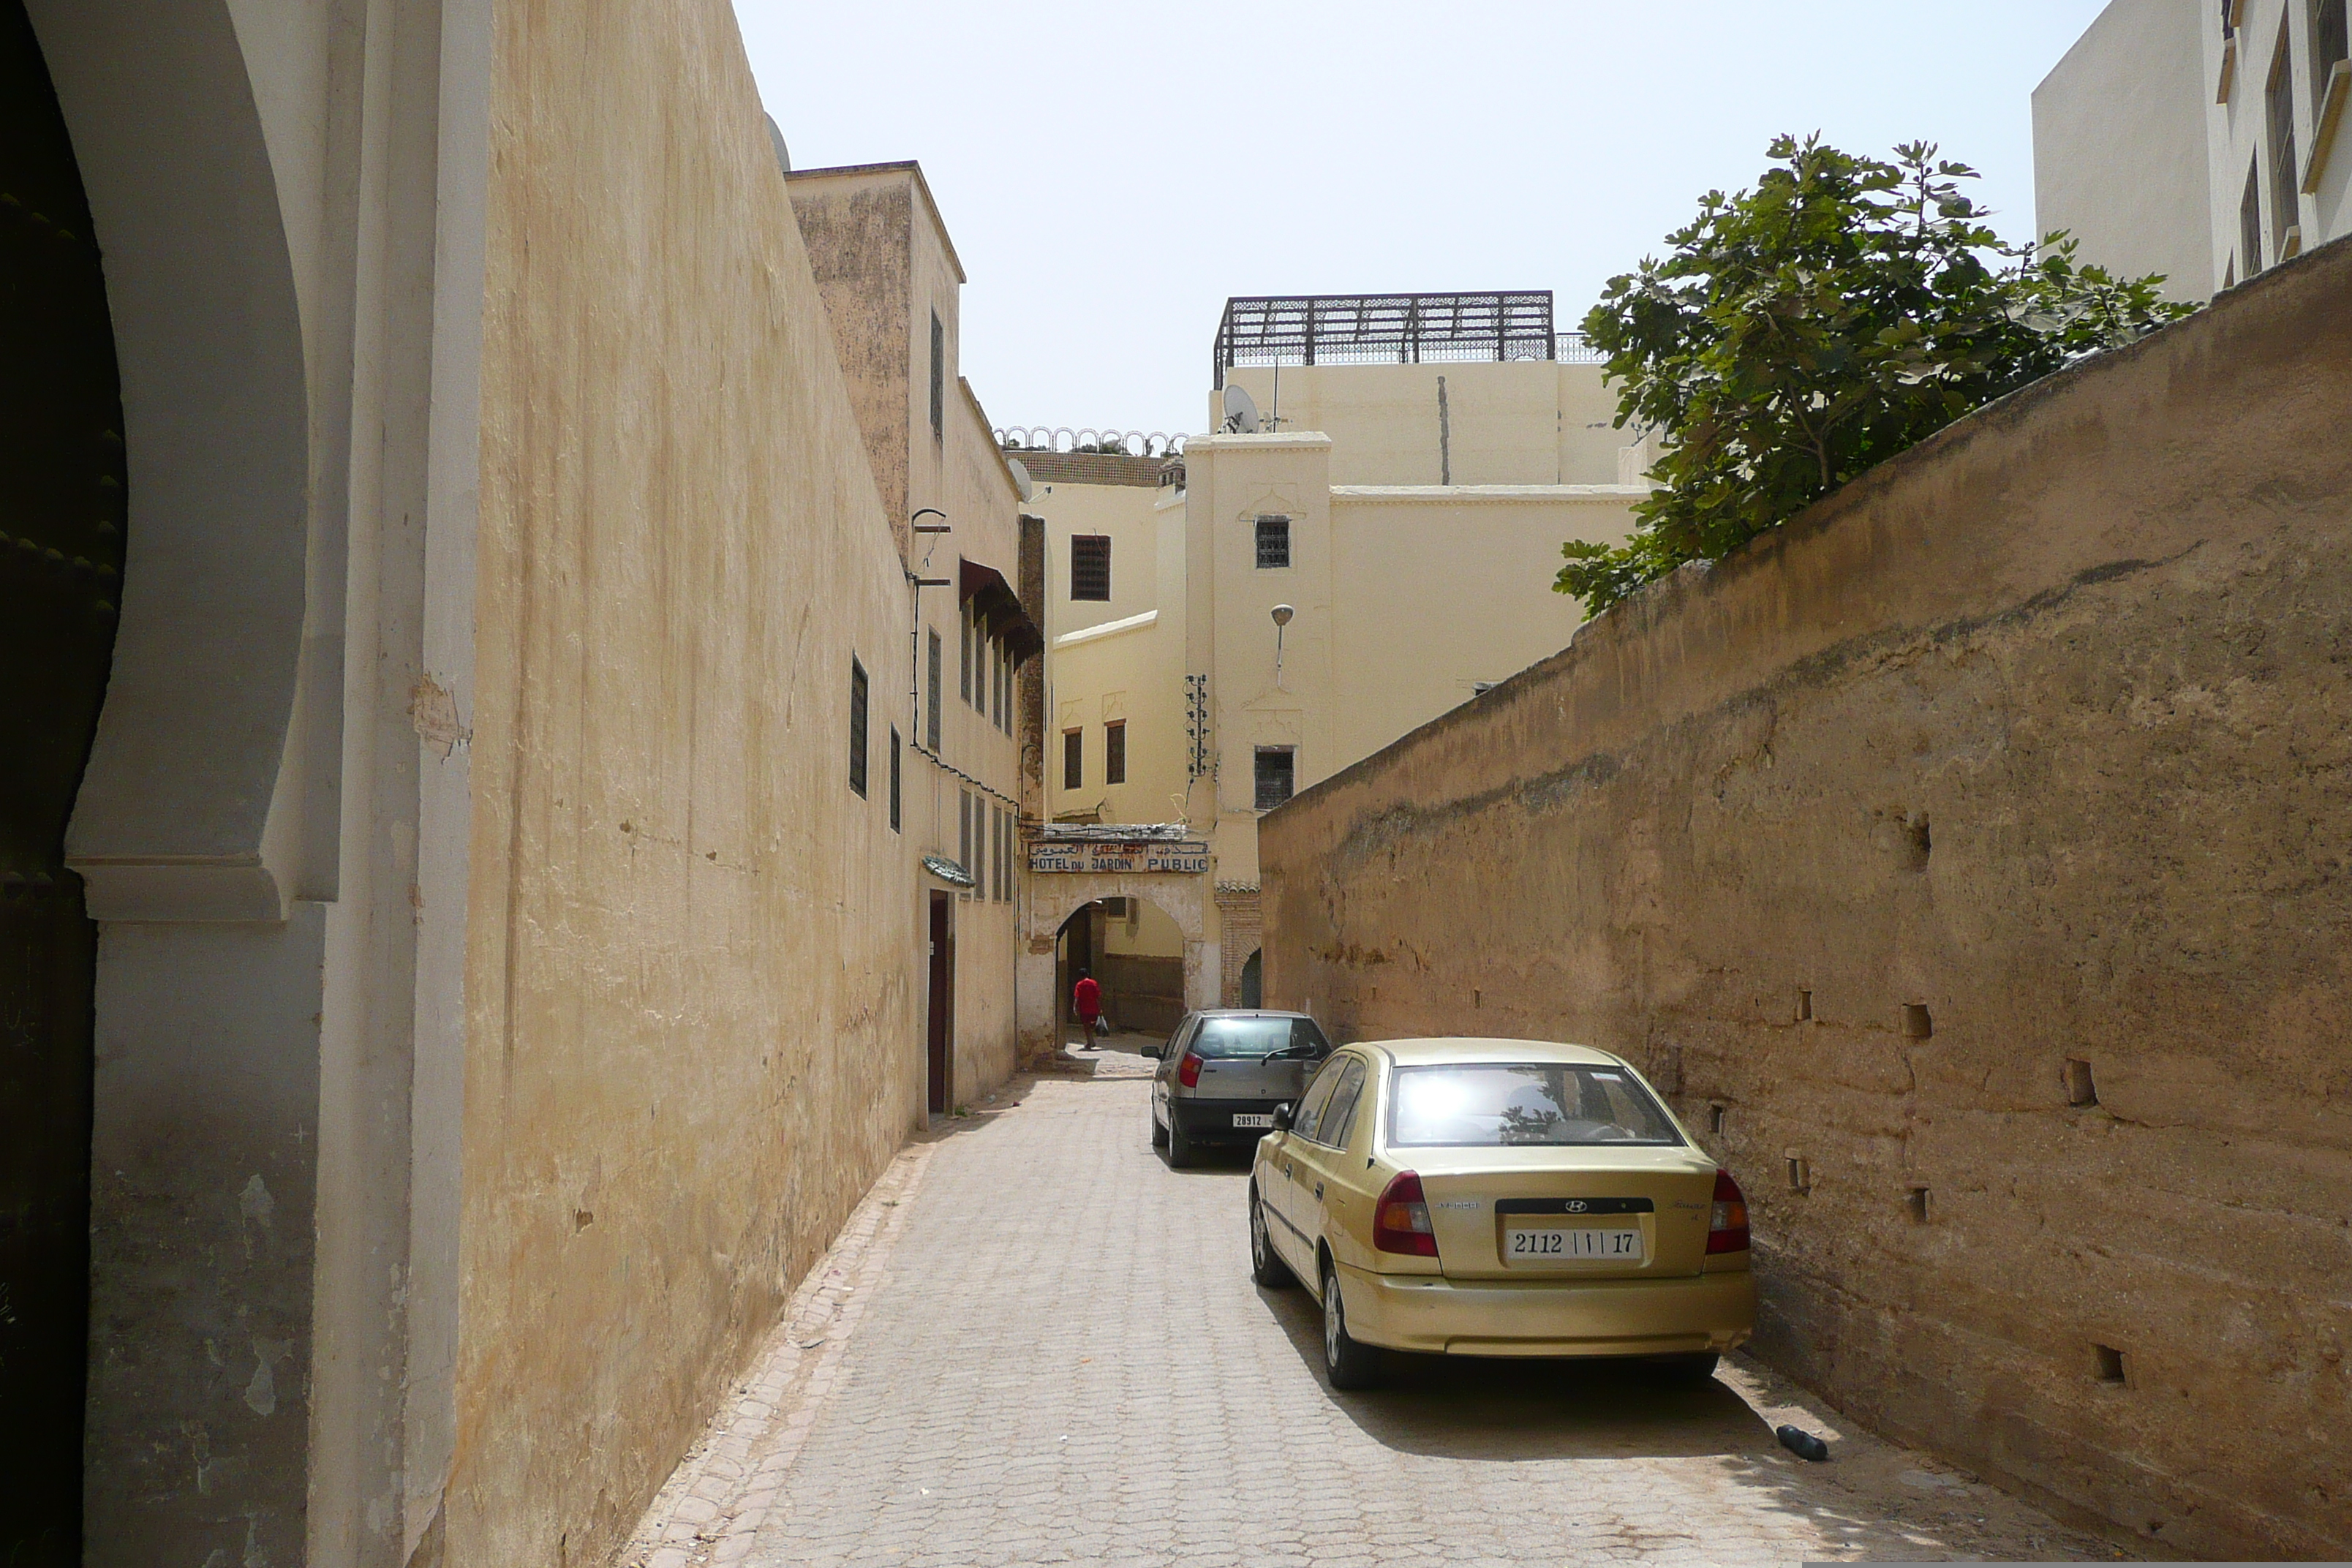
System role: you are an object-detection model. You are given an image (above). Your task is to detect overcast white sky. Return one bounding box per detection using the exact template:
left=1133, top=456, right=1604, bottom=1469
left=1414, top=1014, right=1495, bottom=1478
left=736, top=1, right=2111, bottom=442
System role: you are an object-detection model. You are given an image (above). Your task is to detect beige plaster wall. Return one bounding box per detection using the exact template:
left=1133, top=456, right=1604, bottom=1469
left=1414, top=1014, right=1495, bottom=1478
left=458, top=3, right=920, bottom=1561
left=1220, top=360, right=1629, bottom=486
left=1327, top=489, right=1632, bottom=766
left=1259, top=239, right=2352, bottom=1560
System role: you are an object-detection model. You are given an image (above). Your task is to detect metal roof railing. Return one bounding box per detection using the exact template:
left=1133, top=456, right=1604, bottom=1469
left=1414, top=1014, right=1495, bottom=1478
left=1212, top=292, right=1558, bottom=387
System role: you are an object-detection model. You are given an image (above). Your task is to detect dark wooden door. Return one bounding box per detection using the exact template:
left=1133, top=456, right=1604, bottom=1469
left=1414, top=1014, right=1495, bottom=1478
left=927, top=893, right=953, bottom=1114
left=0, top=4, right=126, bottom=1560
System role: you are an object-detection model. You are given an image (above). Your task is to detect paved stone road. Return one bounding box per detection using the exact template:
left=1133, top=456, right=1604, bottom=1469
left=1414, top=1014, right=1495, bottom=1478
left=625, top=1045, right=2127, bottom=1567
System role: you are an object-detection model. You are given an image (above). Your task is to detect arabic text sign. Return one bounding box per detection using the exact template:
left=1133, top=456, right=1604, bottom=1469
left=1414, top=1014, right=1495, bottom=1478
left=1030, top=840, right=1210, bottom=875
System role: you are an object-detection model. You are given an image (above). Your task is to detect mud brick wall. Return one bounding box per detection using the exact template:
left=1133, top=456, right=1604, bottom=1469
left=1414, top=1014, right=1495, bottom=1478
left=1259, top=238, right=2352, bottom=1558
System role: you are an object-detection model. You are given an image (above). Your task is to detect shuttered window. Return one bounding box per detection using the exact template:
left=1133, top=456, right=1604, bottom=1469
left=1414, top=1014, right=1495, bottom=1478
left=1069, top=535, right=1111, bottom=601
left=848, top=658, right=869, bottom=798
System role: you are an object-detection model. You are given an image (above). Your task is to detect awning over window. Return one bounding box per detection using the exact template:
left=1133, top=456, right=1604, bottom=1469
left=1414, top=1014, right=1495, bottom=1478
left=959, top=557, right=1044, bottom=662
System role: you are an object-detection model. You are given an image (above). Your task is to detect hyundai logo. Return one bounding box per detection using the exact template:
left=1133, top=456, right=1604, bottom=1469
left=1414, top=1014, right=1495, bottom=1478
left=1565, top=1200, right=1588, bottom=1213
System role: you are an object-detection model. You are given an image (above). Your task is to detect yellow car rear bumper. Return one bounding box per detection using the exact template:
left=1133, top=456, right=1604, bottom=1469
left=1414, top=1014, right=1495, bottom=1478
left=1339, top=1261, right=1754, bottom=1357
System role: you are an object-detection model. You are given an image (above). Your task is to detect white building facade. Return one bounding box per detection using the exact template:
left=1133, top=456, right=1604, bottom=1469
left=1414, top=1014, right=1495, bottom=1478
left=2035, top=0, right=2351, bottom=298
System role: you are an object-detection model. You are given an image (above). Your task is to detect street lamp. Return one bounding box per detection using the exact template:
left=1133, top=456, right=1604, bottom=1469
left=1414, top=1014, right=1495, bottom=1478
left=1271, top=603, right=1294, bottom=688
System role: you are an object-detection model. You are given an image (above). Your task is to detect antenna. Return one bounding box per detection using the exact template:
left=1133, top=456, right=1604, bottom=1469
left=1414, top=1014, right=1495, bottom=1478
left=1221, top=383, right=1261, bottom=434
left=1006, top=457, right=1035, bottom=502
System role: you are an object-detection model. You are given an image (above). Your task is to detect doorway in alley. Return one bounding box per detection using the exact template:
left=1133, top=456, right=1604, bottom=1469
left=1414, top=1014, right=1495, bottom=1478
left=927, top=892, right=955, bottom=1114
left=1055, top=897, right=1187, bottom=1047
left=0, top=4, right=128, bottom=1559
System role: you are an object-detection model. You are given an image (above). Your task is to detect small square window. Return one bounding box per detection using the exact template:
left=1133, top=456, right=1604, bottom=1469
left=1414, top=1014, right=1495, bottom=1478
left=1063, top=728, right=1083, bottom=791
left=1070, top=535, right=1111, bottom=601
left=1105, top=720, right=1127, bottom=785
left=1255, top=514, right=1291, bottom=569
left=1254, top=747, right=1294, bottom=811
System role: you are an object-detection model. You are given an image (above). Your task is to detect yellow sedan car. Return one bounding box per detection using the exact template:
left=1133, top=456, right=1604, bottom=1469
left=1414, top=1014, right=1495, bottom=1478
left=1248, top=1037, right=1753, bottom=1390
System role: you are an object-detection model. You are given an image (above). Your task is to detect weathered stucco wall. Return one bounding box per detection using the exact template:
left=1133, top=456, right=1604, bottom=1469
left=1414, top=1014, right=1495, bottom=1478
left=459, top=2, right=919, bottom=1561
left=1261, top=239, right=2352, bottom=1559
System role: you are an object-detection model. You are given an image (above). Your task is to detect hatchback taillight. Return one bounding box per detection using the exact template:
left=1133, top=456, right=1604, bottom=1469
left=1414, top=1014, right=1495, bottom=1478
left=1373, top=1170, right=1439, bottom=1257
left=1707, top=1166, right=1750, bottom=1254
left=1177, top=1051, right=1203, bottom=1088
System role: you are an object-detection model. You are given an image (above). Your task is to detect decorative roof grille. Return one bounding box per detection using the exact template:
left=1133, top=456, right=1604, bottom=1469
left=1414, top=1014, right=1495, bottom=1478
left=1213, top=292, right=1559, bottom=387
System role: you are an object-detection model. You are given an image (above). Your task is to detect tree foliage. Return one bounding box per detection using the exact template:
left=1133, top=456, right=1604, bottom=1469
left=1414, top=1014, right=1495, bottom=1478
left=1557, top=135, right=2195, bottom=613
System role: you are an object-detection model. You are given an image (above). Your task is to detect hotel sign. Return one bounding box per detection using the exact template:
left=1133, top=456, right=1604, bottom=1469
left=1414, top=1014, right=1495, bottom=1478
left=1030, top=839, right=1211, bottom=875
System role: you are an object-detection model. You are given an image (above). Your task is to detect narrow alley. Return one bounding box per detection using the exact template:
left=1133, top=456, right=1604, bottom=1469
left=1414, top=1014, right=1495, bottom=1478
left=624, top=1042, right=2125, bottom=1568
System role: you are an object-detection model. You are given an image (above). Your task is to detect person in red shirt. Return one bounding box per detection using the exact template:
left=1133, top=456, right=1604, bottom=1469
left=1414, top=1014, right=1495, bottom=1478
left=1071, top=970, right=1102, bottom=1047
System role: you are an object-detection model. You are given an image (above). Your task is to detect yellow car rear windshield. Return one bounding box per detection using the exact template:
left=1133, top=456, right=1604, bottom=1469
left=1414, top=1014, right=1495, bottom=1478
left=1388, top=1063, right=1683, bottom=1147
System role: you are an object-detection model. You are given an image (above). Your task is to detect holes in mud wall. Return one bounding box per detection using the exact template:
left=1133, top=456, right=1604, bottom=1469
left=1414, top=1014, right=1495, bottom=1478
left=2064, top=1058, right=2098, bottom=1107
left=1708, top=1104, right=1727, bottom=1136
left=1472, top=987, right=1482, bottom=1009
left=1785, top=1156, right=1811, bottom=1193
left=2092, top=1343, right=2127, bottom=1384
left=1901, top=1003, right=1934, bottom=1039
left=1906, top=1186, right=1930, bottom=1224
left=1795, top=988, right=1813, bottom=1023
left=1903, top=813, right=1932, bottom=872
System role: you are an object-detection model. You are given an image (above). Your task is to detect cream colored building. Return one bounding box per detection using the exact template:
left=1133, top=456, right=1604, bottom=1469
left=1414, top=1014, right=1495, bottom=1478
left=1, top=6, right=1045, bottom=1561
left=788, top=161, right=1040, bottom=1117
left=2034, top=0, right=2351, bottom=299
left=1014, top=293, right=1648, bottom=1039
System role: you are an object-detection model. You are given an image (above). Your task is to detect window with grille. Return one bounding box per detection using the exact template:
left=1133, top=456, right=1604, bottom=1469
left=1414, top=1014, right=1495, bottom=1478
left=1254, top=747, right=1294, bottom=810
left=926, top=629, right=942, bottom=750
left=848, top=658, right=869, bottom=798
left=1063, top=728, right=1083, bottom=790
left=2240, top=158, right=2264, bottom=276
left=1105, top=720, right=1126, bottom=785
left=2268, top=35, right=2300, bottom=256
left=1070, top=535, right=1111, bottom=601
left=960, top=791, right=973, bottom=878
left=1255, top=514, right=1291, bottom=569
left=889, top=728, right=901, bottom=832
left=930, top=309, right=945, bottom=442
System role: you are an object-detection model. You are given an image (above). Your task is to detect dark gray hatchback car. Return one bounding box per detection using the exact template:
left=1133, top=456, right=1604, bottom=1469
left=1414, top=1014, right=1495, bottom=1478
left=1146, top=1010, right=1333, bottom=1166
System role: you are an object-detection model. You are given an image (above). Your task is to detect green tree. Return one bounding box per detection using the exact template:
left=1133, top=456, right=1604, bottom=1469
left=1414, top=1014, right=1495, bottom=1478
left=1557, top=135, right=2195, bottom=614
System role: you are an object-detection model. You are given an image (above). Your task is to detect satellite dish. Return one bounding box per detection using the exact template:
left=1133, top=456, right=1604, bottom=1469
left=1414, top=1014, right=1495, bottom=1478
left=1222, top=383, right=1261, bottom=434
left=765, top=113, right=791, bottom=175
left=1006, top=456, right=1036, bottom=502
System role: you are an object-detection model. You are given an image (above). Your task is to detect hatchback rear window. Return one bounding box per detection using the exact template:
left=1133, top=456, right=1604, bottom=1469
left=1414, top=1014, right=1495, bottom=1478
left=1191, top=1017, right=1328, bottom=1060
left=1388, top=1064, right=1682, bottom=1147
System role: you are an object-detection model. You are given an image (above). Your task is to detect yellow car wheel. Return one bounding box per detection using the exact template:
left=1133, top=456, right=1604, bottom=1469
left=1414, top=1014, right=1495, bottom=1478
left=1321, top=1258, right=1382, bottom=1391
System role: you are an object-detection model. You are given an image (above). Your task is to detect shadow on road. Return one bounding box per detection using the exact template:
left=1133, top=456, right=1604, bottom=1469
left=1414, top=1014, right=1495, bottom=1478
left=1255, top=1281, right=1776, bottom=1462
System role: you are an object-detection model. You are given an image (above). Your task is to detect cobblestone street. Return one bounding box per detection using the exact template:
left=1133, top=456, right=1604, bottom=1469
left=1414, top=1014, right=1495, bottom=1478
left=626, top=1044, right=2126, bottom=1567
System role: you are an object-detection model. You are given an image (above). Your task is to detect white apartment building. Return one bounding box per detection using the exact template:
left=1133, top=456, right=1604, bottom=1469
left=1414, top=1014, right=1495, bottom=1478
left=2035, top=0, right=2351, bottom=298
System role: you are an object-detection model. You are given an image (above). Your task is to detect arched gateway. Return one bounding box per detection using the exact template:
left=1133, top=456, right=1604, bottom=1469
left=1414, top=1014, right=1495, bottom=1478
left=1019, top=826, right=1213, bottom=1058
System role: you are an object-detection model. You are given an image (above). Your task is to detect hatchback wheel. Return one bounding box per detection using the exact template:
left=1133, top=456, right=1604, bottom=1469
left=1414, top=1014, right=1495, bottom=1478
left=1321, top=1257, right=1381, bottom=1390
left=1165, top=1114, right=1193, bottom=1169
left=1150, top=1110, right=1167, bottom=1150
left=1249, top=1186, right=1294, bottom=1289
